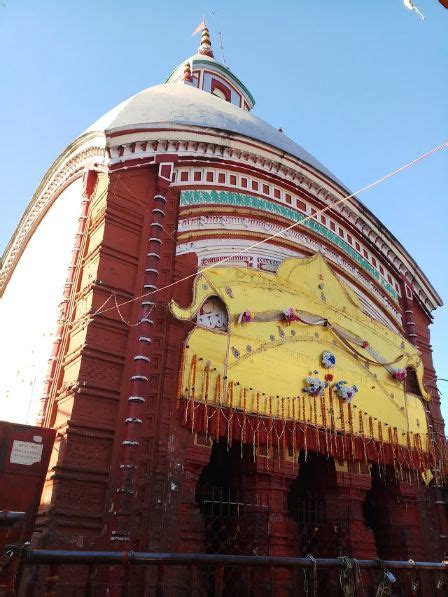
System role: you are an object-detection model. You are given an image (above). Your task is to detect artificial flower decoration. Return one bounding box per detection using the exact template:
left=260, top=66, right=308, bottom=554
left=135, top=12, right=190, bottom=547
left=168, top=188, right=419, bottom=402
left=391, top=368, right=407, bottom=382
left=334, top=380, right=359, bottom=403
left=325, top=373, right=334, bottom=382
left=238, top=310, right=255, bottom=324
left=321, top=351, right=336, bottom=369
left=303, top=376, right=329, bottom=397
left=282, top=307, right=300, bottom=324
left=362, top=341, right=369, bottom=349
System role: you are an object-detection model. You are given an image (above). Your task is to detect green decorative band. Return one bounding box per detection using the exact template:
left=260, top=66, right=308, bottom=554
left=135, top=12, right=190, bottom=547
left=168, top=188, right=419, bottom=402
left=179, top=190, right=398, bottom=302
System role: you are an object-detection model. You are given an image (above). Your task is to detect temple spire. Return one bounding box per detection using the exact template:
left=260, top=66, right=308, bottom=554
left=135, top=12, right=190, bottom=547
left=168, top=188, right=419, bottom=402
left=192, top=18, right=214, bottom=58
left=198, top=26, right=214, bottom=57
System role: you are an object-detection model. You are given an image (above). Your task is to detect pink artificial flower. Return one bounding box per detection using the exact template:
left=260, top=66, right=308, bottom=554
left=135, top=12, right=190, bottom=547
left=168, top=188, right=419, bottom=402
left=393, top=369, right=407, bottom=382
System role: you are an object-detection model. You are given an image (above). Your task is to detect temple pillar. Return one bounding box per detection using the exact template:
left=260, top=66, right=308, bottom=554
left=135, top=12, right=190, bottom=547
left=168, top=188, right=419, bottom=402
left=385, top=479, right=426, bottom=560
left=253, top=456, right=298, bottom=596
left=178, top=447, right=209, bottom=553
left=257, top=459, right=298, bottom=557
left=326, top=462, right=377, bottom=559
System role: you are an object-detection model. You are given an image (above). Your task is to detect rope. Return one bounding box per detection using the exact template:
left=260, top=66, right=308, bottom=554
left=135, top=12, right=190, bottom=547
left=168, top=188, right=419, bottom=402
left=307, top=554, right=318, bottom=597
left=338, top=556, right=357, bottom=596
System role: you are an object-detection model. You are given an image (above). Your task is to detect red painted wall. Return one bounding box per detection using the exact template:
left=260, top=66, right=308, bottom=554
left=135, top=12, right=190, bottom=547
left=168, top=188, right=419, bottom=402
left=34, top=157, right=447, bottom=569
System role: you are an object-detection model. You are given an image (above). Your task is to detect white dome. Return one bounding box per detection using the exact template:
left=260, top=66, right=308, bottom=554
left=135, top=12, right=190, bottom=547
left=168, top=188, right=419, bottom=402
left=88, top=83, right=342, bottom=185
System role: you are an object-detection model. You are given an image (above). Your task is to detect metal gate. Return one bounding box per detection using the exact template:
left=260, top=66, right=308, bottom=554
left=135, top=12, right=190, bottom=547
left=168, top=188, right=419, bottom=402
left=295, top=491, right=349, bottom=557
left=197, top=484, right=270, bottom=595
left=198, top=485, right=270, bottom=556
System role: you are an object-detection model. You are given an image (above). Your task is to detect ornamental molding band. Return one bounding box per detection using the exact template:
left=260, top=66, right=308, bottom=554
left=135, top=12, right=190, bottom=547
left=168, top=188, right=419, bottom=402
left=170, top=254, right=443, bottom=475
left=179, top=189, right=398, bottom=301
left=104, top=129, right=440, bottom=312
left=176, top=216, right=403, bottom=327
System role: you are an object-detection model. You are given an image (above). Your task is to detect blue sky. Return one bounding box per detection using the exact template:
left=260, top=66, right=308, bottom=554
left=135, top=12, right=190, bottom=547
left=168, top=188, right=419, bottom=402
left=1, top=1, right=447, bottom=418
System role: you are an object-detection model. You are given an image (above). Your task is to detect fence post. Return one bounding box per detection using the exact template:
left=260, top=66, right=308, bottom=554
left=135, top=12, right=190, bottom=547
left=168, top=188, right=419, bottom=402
left=214, top=564, right=224, bottom=597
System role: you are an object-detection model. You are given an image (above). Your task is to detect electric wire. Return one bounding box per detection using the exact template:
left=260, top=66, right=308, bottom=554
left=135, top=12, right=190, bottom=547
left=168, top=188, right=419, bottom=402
left=90, top=140, right=448, bottom=319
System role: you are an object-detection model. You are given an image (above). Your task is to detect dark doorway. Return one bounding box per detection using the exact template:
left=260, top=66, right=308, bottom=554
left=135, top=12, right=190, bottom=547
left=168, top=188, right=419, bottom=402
left=196, top=441, right=270, bottom=595
left=288, top=451, right=348, bottom=557
left=363, top=464, right=405, bottom=560
left=196, top=441, right=268, bottom=556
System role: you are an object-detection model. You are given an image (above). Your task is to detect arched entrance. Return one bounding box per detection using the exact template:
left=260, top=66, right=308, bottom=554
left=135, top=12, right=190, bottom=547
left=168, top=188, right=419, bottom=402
left=363, top=464, right=426, bottom=561
left=196, top=441, right=269, bottom=557
left=288, top=451, right=349, bottom=557
left=195, top=441, right=271, bottom=595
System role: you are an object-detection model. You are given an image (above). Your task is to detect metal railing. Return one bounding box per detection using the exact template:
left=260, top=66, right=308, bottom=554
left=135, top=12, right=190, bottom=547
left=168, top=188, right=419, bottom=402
left=1, top=548, right=447, bottom=596
left=0, top=513, right=26, bottom=527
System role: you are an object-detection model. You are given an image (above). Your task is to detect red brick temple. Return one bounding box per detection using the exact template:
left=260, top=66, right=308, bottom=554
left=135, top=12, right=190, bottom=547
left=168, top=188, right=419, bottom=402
left=1, top=25, right=447, bottom=593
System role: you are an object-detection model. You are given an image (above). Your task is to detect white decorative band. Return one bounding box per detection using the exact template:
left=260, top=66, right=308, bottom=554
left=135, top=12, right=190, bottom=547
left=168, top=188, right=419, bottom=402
left=125, top=417, right=143, bottom=424
left=128, top=396, right=145, bottom=403
left=147, top=252, right=161, bottom=259
left=149, top=237, right=162, bottom=244
left=152, top=208, right=165, bottom=217
left=138, top=337, right=151, bottom=344
left=131, top=375, right=149, bottom=381
left=122, top=440, right=140, bottom=446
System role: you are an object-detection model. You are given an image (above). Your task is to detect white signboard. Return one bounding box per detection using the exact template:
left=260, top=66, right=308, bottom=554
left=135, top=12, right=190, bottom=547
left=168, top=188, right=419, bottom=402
left=10, top=440, right=43, bottom=466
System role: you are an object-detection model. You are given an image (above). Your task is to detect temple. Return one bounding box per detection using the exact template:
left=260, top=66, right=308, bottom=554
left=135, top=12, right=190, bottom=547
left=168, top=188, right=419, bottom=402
left=1, top=25, right=447, bottom=593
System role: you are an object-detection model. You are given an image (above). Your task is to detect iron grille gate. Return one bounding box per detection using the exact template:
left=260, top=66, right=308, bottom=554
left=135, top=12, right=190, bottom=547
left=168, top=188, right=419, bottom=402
left=197, top=485, right=270, bottom=595
left=295, top=491, right=349, bottom=557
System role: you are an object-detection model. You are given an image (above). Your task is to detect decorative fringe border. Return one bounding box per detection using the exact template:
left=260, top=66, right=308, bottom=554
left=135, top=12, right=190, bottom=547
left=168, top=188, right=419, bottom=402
left=180, top=400, right=446, bottom=478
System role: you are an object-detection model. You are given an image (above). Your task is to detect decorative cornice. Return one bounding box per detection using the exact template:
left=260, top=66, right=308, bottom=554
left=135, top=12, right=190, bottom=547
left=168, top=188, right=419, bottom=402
left=103, top=126, right=442, bottom=313
left=179, top=189, right=398, bottom=301
left=0, top=133, right=107, bottom=293
left=3, top=121, right=440, bottom=315
left=175, top=221, right=403, bottom=329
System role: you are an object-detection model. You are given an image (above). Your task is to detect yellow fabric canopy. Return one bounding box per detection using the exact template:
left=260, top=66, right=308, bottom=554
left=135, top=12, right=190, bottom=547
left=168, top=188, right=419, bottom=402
left=171, top=254, right=429, bottom=448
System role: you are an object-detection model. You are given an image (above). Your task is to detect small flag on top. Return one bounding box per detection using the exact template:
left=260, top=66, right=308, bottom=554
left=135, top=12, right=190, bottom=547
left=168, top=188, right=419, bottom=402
left=192, top=18, right=206, bottom=36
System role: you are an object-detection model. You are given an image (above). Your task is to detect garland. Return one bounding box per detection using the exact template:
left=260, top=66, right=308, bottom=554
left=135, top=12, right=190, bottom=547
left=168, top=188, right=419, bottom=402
left=177, top=347, right=186, bottom=409
left=235, top=306, right=415, bottom=385
left=339, top=398, right=346, bottom=460
left=348, top=403, right=355, bottom=460
left=180, top=399, right=435, bottom=475
left=215, top=375, right=222, bottom=439
left=179, top=354, right=439, bottom=477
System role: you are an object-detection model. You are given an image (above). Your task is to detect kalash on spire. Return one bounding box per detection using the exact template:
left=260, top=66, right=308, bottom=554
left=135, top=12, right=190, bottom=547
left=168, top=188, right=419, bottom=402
left=165, top=18, right=255, bottom=111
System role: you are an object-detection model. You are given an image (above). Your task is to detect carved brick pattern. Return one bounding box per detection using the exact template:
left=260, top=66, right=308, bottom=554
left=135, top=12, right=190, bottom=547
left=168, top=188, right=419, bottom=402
left=107, top=136, right=439, bottom=313
left=55, top=483, right=107, bottom=512
left=129, top=185, right=185, bottom=549
left=36, top=170, right=152, bottom=546
left=35, top=152, right=446, bottom=565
